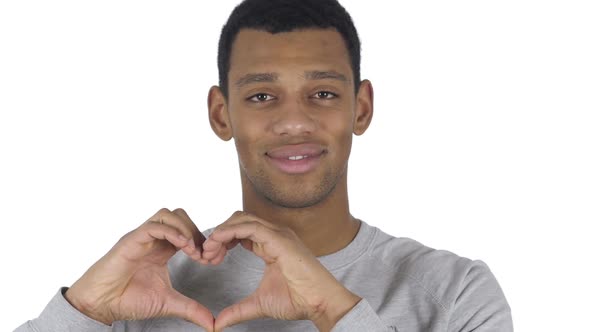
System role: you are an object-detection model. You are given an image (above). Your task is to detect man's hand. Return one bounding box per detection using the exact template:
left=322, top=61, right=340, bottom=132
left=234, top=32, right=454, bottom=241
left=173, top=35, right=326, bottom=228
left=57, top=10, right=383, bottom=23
left=64, top=208, right=214, bottom=331
left=202, top=211, right=362, bottom=332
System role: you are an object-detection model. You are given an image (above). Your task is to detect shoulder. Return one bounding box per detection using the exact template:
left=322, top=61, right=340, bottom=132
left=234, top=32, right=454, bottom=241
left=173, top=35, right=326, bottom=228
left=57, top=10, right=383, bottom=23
left=367, top=223, right=508, bottom=312
left=369, top=224, right=477, bottom=274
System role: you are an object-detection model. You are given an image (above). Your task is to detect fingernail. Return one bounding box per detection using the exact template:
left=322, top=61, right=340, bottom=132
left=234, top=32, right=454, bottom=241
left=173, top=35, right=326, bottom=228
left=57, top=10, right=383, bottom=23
left=178, top=234, right=188, bottom=241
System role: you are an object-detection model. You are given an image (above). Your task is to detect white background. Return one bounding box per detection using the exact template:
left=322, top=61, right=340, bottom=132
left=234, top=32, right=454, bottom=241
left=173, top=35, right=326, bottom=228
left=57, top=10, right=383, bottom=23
left=1, top=0, right=588, bottom=330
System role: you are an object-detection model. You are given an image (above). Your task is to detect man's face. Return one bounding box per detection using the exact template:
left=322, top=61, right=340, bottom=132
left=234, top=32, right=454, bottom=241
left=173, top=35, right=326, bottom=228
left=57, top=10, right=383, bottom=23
left=223, top=28, right=367, bottom=208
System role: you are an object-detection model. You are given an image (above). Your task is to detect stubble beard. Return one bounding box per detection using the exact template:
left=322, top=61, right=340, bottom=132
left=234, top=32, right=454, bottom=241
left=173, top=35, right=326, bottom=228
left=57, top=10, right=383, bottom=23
left=244, top=163, right=346, bottom=209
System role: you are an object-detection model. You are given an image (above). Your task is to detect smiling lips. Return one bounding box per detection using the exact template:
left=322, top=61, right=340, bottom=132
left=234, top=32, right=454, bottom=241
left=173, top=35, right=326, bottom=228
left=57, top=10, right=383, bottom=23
left=266, top=143, right=325, bottom=174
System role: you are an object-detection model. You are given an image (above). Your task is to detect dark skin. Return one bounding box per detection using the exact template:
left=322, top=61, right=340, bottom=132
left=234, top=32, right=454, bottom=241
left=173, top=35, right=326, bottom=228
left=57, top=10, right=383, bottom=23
left=208, top=28, right=373, bottom=256
left=64, top=28, right=374, bottom=331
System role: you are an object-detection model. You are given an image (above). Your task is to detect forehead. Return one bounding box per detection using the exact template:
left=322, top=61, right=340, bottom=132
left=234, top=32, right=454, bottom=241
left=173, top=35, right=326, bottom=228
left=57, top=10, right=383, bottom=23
left=229, top=28, right=351, bottom=77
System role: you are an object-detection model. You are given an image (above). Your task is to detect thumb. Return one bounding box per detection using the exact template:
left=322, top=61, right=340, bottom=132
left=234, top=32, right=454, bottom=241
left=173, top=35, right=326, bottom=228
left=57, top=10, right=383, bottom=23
left=164, top=289, right=215, bottom=331
left=215, top=295, right=262, bottom=331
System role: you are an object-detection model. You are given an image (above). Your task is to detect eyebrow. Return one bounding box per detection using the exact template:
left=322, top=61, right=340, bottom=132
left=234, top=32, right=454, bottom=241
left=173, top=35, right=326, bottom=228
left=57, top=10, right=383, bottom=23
left=233, top=70, right=350, bottom=88
left=234, top=73, right=278, bottom=87
left=304, top=70, right=350, bottom=83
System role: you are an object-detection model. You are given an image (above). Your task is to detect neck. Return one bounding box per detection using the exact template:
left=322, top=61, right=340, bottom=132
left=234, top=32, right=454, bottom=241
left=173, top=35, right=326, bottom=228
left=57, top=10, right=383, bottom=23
left=241, top=172, right=360, bottom=257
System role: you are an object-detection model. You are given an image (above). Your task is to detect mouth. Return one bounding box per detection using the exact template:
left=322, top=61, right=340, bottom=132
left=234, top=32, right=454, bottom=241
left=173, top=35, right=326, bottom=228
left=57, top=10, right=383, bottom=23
left=265, top=144, right=326, bottom=174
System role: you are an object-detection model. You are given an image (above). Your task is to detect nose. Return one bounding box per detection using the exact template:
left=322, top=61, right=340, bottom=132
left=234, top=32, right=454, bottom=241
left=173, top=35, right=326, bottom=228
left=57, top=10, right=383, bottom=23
left=271, top=99, right=317, bottom=136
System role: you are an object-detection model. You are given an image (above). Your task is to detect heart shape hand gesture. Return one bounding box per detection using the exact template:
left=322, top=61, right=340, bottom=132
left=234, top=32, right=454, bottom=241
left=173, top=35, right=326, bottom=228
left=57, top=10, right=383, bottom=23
left=65, top=208, right=361, bottom=332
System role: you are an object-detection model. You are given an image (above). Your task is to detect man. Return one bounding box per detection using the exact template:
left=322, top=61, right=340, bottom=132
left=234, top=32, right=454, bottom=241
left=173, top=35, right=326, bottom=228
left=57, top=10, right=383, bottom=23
left=16, top=0, right=512, bottom=331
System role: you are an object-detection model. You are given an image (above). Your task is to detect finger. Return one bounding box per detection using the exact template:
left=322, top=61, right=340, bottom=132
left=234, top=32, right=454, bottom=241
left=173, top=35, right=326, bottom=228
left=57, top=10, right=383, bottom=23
left=202, top=236, right=224, bottom=253
left=171, top=208, right=208, bottom=261
left=163, top=288, right=215, bottom=332
left=145, top=208, right=197, bottom=242
left=201, top=237, right=227, bottom=264
left=216, top=210, right=278, bottom=230
left=203, top=212, right=285, bottom=264
left=120, top=222, right=197, bottom=259
left=203, top=221, right=276, bottom=265
left=215, top=295, right=262, bottom=330
left=200, top=238, right=238, bottom=265
left=144, top=208, right=201, bottom=259
left=208, top=220, right=272, bottom=246
left=208, top=246, right=227, bottom=265
left=171, top=208, right=207, bottom=247
left=201, top=236, right=243, bottom=264
left=205, top=221, right=301, bottom=265
left=201, top=236, right=239, bottom=253
left=201, top=211, right=253, bottom=259
left=131, top=222, right=191, bottom=248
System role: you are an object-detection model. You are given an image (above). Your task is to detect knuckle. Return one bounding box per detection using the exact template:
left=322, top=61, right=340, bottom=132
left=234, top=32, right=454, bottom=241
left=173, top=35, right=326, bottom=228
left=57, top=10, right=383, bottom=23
left=118, top=229, right=134, bottom=242
left=232, top=211, right=254, bottom=221
left=158, top=207, right=171, bottom=215
left=141, top=222, right=157, bottom=233
left=172, top=207, right=186, bottom=214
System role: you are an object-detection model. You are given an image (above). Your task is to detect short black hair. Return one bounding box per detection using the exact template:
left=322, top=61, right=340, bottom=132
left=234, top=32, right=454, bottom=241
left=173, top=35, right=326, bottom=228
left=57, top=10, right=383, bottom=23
left=217, top=0, right=361, bottom=98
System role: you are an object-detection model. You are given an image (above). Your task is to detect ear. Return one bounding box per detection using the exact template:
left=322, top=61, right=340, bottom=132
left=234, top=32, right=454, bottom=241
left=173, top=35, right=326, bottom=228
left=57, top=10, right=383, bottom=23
left=208, top=86, right=233, bottom=141
left=353, top=79, right=374, bottom=135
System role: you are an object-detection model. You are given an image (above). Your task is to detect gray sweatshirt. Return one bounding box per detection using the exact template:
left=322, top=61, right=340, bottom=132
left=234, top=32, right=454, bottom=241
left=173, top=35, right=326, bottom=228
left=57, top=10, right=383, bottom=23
left=15, top=221, right=513, bottom=331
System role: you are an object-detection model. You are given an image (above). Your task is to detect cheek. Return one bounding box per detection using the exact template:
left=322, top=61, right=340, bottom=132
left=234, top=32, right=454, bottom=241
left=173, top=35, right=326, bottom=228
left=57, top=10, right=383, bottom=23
left=233, top=135, right=256, bottom=163
left=319, top=111, right=354, bottom=138
left=230, top=110, right=270, bottom=137
left=233, top=137, right=259, bottom=175
left=231, top=115, right=268, bottom=165
left=320, top=113, right=354, bottom=159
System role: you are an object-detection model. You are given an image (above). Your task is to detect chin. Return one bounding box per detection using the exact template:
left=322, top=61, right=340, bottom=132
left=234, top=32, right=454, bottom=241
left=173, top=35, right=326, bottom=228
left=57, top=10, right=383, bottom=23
left=261, top=180, right=337, bottom=209
left=266, top=194, right=325, bottom=209
left=243, top=161, right=344, bottom=209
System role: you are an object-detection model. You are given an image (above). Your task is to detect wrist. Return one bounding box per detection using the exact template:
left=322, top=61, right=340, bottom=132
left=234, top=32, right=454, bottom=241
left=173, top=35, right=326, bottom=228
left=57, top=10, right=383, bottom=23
left=64, top=286, right=114, bottom=325
left=311, top=288, right=362, bottom=332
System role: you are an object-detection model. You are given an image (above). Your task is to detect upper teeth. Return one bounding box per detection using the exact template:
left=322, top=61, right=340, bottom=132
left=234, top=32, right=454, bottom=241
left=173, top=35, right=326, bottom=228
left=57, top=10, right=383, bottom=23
left=288, top=155, right=307, bottom=160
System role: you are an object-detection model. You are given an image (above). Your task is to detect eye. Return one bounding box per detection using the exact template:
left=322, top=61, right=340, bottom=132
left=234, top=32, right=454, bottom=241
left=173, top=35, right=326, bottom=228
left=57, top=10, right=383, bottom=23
left=313, top=91, right=337, bottom=99
left=247, top=93, right=276, bottom=102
